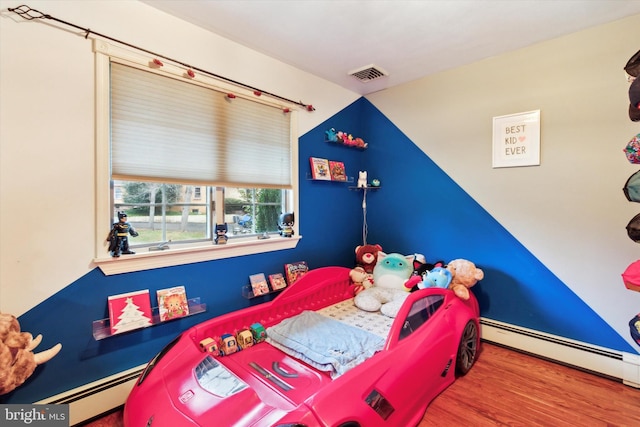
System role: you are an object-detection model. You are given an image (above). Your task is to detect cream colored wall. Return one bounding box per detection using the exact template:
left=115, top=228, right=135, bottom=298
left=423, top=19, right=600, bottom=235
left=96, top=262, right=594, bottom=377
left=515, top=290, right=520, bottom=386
left=0, top=0, right=359, bottom=316
left=367, top=14, right=640, bottom=349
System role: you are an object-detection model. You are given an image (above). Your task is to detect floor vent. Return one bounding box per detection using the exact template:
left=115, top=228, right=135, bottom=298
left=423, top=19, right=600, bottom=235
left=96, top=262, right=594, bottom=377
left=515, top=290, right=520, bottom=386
left=348, top=64, right=388, bottom=82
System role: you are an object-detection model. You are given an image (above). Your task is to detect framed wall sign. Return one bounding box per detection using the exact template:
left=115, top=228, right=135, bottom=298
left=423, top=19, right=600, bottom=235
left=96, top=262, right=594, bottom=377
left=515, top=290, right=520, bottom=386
left=492, top=110, right=540, bottom=168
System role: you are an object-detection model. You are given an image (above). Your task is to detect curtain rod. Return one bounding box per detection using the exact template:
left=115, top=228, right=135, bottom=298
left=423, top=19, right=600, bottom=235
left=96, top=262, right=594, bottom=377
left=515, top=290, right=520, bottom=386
left=8, top=4, right=315, bottom=111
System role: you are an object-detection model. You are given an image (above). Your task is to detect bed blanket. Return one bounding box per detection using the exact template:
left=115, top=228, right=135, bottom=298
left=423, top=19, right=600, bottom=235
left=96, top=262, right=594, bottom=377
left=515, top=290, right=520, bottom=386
left=266, top=310, right=385, bottom=378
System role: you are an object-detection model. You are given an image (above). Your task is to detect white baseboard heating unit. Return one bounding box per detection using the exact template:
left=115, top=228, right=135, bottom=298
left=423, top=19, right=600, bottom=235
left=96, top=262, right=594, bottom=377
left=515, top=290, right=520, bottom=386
left=480, top=318, right=640, bottom=389
left=35, top=318, right=640, bottom=426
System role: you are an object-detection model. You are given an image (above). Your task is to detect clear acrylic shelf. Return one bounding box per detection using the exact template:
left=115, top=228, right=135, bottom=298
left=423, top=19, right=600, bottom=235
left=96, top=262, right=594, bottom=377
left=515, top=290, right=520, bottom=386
left=92, top=297, right=206, bottom=340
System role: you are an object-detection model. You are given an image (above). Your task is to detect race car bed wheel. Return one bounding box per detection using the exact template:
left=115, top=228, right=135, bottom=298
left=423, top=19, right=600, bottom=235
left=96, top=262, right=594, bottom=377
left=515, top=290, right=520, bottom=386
left=455, top=320, right=478, bottom=375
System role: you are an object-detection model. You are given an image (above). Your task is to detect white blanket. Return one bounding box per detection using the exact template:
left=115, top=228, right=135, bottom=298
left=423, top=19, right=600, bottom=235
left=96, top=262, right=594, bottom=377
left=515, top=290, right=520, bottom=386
left=266, top=310, right=385, bottom=378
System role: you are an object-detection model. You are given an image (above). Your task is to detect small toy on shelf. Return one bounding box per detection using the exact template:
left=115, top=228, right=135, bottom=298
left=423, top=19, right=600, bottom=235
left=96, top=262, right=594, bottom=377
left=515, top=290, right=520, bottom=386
left=371, top=178, right=381, bottom=187
left=215, top=223, right=228, bottom=245
left=250, top=323, right=267, bottom=343
left=325, top=128, right=367, bottom=148
left=357, top=171, right=368, bottom=188
left=199, top=337, right=220, bottom=355
left=220, top=333, right=239, bottom=355
left=278, top=212, right=295, bottom=237
left=107, top=211, right=139, bottom=257
left=236, top=329, right=254, bottom=350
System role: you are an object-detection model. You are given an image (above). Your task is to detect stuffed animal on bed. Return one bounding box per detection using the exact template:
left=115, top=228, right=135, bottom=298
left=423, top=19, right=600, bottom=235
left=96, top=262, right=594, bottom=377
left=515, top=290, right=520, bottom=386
left=354, top=252, right=416, bottom=318
left=446, top=259, right=484, bottom=300
left=355, top=244, right=383, bottom=274
left=349, top=266, right=374, bottom=295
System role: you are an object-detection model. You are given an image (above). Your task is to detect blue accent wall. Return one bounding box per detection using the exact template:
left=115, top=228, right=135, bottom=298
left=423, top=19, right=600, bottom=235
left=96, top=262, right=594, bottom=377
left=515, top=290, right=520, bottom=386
left=3, top=97, right=634, bottom=405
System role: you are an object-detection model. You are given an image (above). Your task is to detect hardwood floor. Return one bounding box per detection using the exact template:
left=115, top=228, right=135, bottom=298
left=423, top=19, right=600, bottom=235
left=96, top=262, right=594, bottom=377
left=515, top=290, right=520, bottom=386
left=82, top=343, right=640, bottom=426
left=420, top=343, right=640, bottom=426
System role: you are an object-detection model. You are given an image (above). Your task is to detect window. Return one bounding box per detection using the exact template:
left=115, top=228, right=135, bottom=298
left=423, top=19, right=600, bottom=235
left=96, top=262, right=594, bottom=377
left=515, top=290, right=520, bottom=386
left=94, top=41, right=300, bottom=274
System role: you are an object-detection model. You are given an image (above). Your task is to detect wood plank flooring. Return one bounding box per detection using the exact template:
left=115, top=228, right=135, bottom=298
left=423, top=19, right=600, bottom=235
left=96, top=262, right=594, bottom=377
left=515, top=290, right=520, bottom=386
left=82, top=343, right=640, bottom=426
left=420, top=343, right=640, bottom=426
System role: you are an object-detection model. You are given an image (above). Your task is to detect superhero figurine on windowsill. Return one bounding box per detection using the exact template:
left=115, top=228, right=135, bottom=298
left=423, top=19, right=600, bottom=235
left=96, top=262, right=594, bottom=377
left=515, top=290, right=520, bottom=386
left=107, top=211, right=139, bottom=257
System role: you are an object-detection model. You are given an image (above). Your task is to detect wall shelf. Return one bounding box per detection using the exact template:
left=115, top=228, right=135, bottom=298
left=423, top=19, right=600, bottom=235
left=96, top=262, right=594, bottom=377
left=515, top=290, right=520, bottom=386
left=92, top=297, right=206, bottom=340
left=325, top=139, right=367, bottom=150
left=241, top=284, right=286, bottom=299
left=306, top=172, right=354, bottom=183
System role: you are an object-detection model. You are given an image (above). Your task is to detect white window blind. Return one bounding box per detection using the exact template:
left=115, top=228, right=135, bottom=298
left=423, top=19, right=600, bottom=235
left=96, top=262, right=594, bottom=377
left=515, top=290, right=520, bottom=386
left=110, top=62, right=292, bottom=188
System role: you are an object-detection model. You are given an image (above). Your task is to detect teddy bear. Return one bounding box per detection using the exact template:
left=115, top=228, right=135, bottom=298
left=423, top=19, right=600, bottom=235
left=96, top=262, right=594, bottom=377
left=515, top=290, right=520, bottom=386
left=354, top=252, right=416, bottom=317
left=446, top=259, right=484, bottom=300
left=349, top=266, right=374, bottom=295
left=0, top=312, right=62, bottom=395
left=349, top=244, right=382, bottom=294
left=355, top=243, right=383, bottom=274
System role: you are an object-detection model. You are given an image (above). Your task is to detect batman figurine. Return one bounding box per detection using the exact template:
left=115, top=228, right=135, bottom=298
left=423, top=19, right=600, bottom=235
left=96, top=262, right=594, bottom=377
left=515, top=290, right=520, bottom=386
left=107, top=211, right=139, bottom=257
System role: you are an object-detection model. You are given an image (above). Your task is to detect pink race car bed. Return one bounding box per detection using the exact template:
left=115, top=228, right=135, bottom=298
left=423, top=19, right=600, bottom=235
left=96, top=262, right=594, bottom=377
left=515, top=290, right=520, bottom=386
left=124, top=266, right=480, bottom=427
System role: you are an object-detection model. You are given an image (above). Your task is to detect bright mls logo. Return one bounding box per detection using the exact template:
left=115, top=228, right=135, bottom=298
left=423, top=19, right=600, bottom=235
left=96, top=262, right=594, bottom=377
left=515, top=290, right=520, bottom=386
left=1, top=405, right=69, bottom=426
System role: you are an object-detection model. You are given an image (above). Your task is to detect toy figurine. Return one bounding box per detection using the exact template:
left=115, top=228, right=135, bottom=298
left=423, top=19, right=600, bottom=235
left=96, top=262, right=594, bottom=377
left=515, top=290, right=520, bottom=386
left=107, top=211, right=139, bottom=257
left=250, top=323, right=266, bottom=343
left=215, top=223, right=228, bottom=244
left=236, top=329, right=254, bottom=350
left=278, top=212, right=295, bottom=237
left=220, top=333, right=239, bottom=355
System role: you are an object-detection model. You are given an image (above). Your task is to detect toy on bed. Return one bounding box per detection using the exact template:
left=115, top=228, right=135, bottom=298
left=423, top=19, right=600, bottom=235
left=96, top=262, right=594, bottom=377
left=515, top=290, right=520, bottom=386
left=446, top=259, right=484, bottom=300
left=415, top=267, right=453, bottom=290
left=349, top=244, right=382, bottom=295
left=354, top=252, right=417, bottom=318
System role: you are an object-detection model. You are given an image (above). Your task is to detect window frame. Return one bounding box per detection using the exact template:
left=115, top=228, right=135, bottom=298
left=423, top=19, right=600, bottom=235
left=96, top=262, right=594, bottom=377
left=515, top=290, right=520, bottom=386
left=93, top=40, right=300, bottom=276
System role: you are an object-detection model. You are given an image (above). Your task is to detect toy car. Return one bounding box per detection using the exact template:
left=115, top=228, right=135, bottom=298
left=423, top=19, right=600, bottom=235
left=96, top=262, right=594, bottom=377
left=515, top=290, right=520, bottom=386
left=124, top=266, right=479, bottom=427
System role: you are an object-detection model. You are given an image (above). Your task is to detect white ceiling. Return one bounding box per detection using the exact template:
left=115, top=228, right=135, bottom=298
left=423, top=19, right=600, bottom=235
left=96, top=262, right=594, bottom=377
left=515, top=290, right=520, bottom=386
left=141, top=0, right=640, bottom=95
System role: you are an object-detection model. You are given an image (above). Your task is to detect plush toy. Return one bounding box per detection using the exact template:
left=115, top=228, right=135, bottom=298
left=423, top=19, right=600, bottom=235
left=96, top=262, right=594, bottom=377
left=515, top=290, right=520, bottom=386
left=355, top=244, right=383, bottom=274
left=349, top=266, right=374, bottom=295
left=0, top=312, right=62, bottom=395
left=354, top=252, right=416, bottom=317
left=357, top=171, right=368, bottom=188
left=446, top=259, right=484, bottom=300
left=325, top=128, right=338, bottom=142
left=418, top=267, right=452, bottom=289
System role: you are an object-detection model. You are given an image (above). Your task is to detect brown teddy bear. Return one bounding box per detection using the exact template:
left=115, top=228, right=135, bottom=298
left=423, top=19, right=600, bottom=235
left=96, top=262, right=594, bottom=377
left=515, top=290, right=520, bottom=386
left=0, top=312, right=62, bottom=395
left=355, top=244, right=383, bottom=274
left=446, top=259, right=484, bottom=300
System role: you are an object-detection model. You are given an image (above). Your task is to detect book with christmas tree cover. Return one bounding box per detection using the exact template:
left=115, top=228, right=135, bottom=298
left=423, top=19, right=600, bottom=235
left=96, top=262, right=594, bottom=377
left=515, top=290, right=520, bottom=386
left=156, top=285, right=190, bottom=322
left=108, top=289, right=153, bottom=335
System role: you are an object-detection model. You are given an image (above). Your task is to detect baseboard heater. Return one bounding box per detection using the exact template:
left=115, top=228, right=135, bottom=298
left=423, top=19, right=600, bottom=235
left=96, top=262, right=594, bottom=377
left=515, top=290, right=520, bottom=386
left=36, top=319, right=640, bottom=425
left=480, top=317, right=640, bottom=389
left=36, top=364, right=146, bottom=426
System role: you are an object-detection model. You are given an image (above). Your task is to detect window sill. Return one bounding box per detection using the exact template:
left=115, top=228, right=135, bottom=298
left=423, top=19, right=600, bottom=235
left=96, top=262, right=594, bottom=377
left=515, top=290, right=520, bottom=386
left=93, top=235, right=302, bottom=276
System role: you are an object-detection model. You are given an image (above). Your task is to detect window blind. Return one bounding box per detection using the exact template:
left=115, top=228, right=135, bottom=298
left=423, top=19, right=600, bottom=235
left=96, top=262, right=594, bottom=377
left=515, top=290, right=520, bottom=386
left=110, top=62, right=292, bottom=188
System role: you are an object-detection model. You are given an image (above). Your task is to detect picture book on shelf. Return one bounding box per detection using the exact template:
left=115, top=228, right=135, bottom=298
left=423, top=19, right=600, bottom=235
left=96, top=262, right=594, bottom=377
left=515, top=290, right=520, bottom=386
left=108, top=289, right=153, bottom=335
left=156, top=285, right=189, bottom=321
left=329, top=160, right=347, bottom=181
left=284, top=261, right=309, bottom=285
left=309, top=157, right=331, bottom=180
left=250, top=273, right=270, bottom=296
left=268, top=273, right=288, bottom=291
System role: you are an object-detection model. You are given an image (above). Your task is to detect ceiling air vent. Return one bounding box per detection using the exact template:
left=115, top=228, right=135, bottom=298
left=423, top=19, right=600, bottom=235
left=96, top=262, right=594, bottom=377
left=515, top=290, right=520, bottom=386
left=348, top=64, right=388, bottom=82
